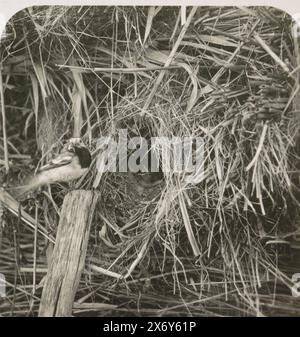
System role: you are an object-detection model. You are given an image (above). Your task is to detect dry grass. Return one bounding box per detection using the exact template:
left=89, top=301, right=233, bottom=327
left=0, top=6, right=300, bottom=316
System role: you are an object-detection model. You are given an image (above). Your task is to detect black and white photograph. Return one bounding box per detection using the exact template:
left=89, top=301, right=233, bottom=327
left=0, top=3, right=300, bottom=318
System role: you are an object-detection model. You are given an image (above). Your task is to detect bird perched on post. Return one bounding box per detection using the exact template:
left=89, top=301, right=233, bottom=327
left=15, top=138, right=91, bottom=198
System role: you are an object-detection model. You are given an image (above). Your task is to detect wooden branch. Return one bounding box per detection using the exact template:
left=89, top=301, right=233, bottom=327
left=39, top=190, right=98, bottom=317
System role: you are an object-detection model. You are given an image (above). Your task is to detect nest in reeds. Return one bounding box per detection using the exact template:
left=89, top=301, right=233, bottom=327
left=0, top=6, right=300, bottom=316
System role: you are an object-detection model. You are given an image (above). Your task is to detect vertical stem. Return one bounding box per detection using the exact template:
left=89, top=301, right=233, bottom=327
left=140, top=6, right=198, bottom=116
left=0, top=69, right=9, bottom=173
left=181, top=6, right=186, bottom=25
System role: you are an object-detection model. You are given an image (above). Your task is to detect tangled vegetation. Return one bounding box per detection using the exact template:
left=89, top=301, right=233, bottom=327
left=0, top=6, right=300, bottom=316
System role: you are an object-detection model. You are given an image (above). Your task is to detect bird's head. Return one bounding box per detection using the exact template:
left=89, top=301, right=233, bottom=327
left=61, top=138, right=91, bottom=168
left=64, top=138, right=86, bottom=152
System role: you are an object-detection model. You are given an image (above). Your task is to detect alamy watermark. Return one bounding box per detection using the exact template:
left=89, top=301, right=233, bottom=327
left=291, top=273, right=300, bottom=298
left=0, top=273, right=5, bottom=298
left=95, top=129, right=204, bottom=180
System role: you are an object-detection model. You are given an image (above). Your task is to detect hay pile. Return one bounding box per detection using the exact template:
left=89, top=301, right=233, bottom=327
left=0, top=6, right=300, bottom=316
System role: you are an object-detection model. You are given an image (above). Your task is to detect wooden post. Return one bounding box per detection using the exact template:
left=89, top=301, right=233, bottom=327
left=39, top=190, right=98, bottom=317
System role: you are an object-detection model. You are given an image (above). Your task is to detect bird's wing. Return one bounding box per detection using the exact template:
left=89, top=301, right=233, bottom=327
left=38, top=152, right=74, bottom=172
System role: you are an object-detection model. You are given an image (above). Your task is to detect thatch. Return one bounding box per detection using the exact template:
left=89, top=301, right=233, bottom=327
left=0, top=6, right=300, bottom=316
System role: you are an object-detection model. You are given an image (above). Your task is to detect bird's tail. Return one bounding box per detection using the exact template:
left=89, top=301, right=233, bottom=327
left=11, top=174, right=44, bottom=199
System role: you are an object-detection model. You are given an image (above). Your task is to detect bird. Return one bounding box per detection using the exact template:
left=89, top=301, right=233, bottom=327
left=14, top=138, right=91, bottom=198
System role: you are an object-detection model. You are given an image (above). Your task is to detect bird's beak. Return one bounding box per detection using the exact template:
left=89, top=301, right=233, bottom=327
left=69, top=137, right=82, bottom=144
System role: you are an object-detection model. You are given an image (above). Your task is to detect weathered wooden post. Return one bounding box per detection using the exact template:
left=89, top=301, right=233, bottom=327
left=39, top=190, right=98, bottom=316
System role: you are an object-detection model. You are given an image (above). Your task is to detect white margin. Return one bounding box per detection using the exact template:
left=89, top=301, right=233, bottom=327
left=1, top=1, right=300, bottom=43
